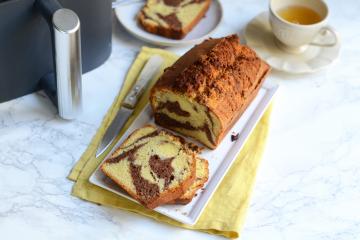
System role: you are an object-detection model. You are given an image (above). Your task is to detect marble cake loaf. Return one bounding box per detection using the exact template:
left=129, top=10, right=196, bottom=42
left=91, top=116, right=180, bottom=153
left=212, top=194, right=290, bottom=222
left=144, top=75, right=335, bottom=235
left=100, top=125, right=203, bottom=209
left=150, top=35, right=270, bottom=149
left=137, top=0, right=211, bottom=39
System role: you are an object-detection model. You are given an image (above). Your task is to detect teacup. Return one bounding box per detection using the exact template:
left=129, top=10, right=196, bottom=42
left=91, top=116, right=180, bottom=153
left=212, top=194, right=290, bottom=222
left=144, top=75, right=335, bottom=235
left=269, top=0, right=338, bottom=53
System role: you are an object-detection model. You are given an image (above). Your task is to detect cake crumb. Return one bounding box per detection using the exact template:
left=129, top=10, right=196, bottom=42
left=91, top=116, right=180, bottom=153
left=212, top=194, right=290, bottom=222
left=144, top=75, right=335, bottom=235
left=231, top=133, right=239, bottom=141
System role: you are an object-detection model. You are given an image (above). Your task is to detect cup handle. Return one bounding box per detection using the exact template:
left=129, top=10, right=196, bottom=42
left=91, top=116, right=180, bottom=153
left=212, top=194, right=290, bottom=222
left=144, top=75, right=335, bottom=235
left=309, top=25, right=339, bottom=47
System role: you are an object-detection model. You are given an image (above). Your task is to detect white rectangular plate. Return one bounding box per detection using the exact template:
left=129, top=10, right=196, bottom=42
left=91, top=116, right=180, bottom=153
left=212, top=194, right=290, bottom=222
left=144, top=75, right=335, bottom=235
left=90, top=79, right=279, bottom=225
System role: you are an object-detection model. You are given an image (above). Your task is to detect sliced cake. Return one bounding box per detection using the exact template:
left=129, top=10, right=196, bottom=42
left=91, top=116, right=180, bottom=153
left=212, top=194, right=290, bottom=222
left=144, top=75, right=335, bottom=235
left=100, top=125, right=202, bottom=209
left=150, top=34, right=270, bottom=149
left=170, top=157, right=209, bottom=204
left=138, top=0, right=211, bottom=39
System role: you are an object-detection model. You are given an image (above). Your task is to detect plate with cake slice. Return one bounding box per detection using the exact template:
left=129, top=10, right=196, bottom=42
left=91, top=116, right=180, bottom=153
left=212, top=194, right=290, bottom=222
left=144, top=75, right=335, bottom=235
left=90, top=35, right=279, bottom=225
left=114, top=0, right=223, bottom=46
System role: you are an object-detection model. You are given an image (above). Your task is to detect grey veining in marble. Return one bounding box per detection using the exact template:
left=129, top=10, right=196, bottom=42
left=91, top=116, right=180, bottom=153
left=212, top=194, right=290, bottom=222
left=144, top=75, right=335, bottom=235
left=1, top=0, right=360, bottom=239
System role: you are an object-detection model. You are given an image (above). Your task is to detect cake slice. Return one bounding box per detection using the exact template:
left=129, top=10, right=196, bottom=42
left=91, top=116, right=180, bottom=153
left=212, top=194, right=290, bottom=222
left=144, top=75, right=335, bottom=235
left=100, top=125, right=202, bottom=209
left=138, top=0, right=211, bottom=39
left=150, top=35, right=270, bottom=149
left=170, top=157, right=209, bottom=204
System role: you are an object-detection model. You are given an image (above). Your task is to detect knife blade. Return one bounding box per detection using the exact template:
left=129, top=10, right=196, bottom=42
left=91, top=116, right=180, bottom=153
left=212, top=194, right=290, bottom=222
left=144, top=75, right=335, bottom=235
left=96, top=55, right=164, bottom=158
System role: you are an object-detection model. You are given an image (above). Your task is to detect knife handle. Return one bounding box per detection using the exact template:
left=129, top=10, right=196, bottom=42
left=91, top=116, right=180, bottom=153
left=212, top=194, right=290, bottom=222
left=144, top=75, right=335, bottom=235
left=122, top=55, right=164, bottom=109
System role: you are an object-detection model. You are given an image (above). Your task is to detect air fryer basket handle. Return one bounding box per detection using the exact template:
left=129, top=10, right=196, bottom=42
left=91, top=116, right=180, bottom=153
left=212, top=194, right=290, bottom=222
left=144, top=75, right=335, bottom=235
left=36, top=0, right=82, bottom=120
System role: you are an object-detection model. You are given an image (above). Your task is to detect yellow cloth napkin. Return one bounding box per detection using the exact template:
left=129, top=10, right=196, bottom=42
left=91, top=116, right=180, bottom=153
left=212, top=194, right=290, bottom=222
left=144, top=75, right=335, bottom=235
left=68, top=46, right=272, bottom=239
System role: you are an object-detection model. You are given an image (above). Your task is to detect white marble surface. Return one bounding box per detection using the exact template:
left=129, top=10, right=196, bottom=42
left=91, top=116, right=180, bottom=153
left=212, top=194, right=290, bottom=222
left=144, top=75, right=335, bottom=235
left=1, top=0, right=360, bottom=239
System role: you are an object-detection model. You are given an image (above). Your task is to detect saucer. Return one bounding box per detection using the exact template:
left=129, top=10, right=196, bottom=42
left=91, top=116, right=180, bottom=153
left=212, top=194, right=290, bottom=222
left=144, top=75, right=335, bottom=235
left=244, top=12, right=341, bottom=74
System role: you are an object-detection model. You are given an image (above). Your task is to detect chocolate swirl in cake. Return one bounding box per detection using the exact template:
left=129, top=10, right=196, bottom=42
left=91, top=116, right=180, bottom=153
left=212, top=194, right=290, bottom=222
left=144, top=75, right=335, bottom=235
left=155, top=112, right=215, bottom=145
left=130, top=163, right=160, bottom=200
left=101, top=126, right=199, bottom=208
left=163, top=0, right=182, bottom=6
left=149, top=155, right=175, bottom=188
left=157, top=13, right=182, bottom=30
left=104, top=131, right=177, bottom=197
left=157, top=101, right=190, bottom=117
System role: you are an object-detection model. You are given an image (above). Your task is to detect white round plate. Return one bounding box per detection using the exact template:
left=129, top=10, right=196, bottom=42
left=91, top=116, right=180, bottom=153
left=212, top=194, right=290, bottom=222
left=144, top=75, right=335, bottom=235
left=114, top=0, right=223, bottom=47
left=244, top=12, right=341, bottom=74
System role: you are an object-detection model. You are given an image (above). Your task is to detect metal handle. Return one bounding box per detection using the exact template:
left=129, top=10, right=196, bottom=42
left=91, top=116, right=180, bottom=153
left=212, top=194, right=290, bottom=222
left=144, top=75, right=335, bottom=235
left=36, top=0, right=82, bottom=120
left=53, top=9, right=82, bottom=119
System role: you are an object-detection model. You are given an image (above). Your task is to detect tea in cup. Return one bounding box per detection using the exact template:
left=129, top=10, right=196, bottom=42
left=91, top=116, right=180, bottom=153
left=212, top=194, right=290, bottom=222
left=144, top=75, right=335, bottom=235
left=269, top=0, right=338, bottom=53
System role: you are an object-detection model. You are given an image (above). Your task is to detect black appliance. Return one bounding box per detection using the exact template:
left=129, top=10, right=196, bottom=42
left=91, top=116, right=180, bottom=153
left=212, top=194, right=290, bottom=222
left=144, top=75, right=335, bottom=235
left=0, top=0, right=112, bottom=119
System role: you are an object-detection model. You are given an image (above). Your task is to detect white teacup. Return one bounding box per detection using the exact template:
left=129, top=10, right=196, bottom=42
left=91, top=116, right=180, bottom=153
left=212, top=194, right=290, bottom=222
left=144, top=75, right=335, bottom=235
left=269, top=0, right=338, bottom=53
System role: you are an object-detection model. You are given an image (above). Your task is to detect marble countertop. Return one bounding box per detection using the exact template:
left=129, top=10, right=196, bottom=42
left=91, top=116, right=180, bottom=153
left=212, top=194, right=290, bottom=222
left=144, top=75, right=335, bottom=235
left=1, top=0, right=359, bottom=239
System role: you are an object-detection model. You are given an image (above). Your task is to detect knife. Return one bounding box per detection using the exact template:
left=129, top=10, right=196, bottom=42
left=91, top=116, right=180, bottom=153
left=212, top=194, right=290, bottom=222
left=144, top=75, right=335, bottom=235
left=96, top=55, right=164, bottom=158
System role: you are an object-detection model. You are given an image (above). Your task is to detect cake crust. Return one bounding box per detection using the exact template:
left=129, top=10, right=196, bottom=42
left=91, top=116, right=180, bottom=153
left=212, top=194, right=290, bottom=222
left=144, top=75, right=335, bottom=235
left=150, top=35, right=270, bottom=148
